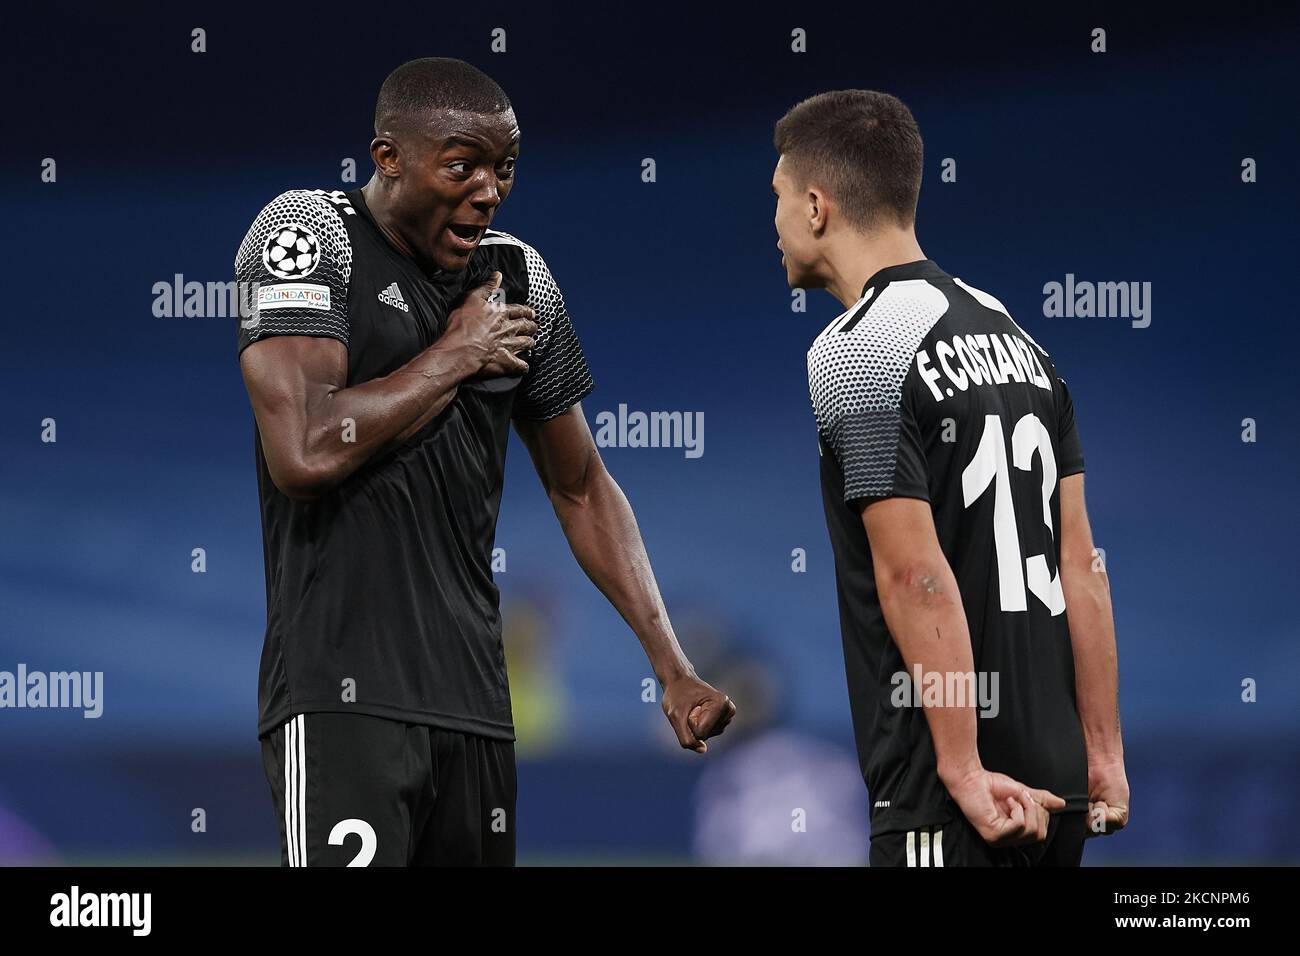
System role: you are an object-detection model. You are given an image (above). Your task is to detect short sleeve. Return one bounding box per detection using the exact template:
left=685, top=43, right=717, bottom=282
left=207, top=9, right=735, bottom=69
left=1056, top=374, right=1085, bottom=477
left=808, top=330, right=930, bottom=504
left=511, top=241, right=594, bottom=422
left=234, top=189, right=352, bottom=354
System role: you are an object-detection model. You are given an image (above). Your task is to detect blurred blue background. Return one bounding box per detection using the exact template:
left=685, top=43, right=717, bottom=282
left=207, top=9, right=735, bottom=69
left=0, top=1, right=1297, bottom=864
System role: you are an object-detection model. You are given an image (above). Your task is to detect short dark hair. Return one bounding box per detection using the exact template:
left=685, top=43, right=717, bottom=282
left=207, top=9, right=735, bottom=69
left=774, top=90, right=923, bottom=231
left=374, top=58, right=512, bottom=134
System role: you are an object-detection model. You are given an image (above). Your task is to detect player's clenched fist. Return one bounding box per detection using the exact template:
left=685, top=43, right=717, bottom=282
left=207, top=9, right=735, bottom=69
left=443, top=271, right=538, bottom=376
left=1085, top=756, right=1130, bottom=837
left=945, top=767, right=1066, bottom=847
left=662, top=674, right=737, bottom=754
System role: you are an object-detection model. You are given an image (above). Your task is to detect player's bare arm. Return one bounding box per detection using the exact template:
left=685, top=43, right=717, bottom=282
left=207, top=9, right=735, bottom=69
left=515, top=404, right=737, bottom=753
left=240, top=274, right=536, bottom=501
left=861, top=497, right=1066, bottom=847
left=1059, top=473, right=1129, bottom=836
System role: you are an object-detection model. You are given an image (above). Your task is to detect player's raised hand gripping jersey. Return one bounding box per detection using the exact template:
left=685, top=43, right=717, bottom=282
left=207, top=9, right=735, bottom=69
left=807, top=259, right=1088, bottom=838
left=477, top=230, right=595, bottom=420
left=234, top=188, right=593, bottom=741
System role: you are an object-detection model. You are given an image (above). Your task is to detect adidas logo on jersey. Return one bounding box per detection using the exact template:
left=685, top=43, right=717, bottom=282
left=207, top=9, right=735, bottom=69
left=377, top=282, right=410, bottom=313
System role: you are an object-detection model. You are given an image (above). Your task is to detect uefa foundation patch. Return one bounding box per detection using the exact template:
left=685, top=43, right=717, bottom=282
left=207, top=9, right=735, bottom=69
left=256, top=283, right=331, bottom=311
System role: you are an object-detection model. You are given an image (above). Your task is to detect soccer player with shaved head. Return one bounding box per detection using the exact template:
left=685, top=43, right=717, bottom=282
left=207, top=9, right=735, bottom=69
left=771, top=90, right=1128, bottom=865
left=236, top=58, right=734, bottom=866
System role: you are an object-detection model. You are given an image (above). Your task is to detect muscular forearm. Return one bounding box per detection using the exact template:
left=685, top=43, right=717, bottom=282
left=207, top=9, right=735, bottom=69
left=549, top=463, right=694, bottom=684
left=878, top=564, right=983, bottom=786
left=1063, top=557, right=1122, bottom=759
left=286, top=341, right=477, bottom=498
left=246, top=273, right=533, bottom=502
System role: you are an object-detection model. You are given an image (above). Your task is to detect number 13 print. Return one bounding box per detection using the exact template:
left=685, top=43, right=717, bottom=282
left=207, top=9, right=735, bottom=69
left=961, top=413, right=1066, bottom=616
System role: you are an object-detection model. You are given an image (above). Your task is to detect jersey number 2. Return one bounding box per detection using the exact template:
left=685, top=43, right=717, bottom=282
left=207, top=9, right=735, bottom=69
left=961, top=413, right=1065, bottom=616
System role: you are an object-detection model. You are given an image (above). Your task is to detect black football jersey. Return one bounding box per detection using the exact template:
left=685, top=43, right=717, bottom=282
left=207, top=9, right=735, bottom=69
left=234, top=187, right=593, bottom=739
left=807, top=259, right=1088, bottom=836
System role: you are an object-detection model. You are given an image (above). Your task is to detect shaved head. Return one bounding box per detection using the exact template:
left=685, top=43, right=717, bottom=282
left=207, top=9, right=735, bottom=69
left=374, top=57, right=512, bottom=137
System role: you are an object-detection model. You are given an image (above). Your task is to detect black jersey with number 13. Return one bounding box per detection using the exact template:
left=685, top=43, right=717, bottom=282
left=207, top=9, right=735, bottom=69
left=808, top=259, right=1088, bottom=837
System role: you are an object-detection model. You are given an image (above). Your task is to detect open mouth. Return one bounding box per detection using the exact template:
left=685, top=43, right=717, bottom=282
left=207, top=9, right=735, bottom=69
left=446, top=222, right=485, bottom=251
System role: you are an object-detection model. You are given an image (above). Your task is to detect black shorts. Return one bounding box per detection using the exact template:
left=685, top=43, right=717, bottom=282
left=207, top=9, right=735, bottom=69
left=869, top=810, right=1088, bottom=867
left=260, top=712, right=516, bottom=867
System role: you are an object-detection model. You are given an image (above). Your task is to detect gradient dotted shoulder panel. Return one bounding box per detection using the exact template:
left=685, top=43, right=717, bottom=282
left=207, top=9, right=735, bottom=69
left=234, top=189, right=354, bottom=347
left=807, top=280, right=949, bottom=500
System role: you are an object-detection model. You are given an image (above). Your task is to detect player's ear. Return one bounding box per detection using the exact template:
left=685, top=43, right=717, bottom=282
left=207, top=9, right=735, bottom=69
left=370, top=135, right=401, bottom=179
left=808, top=186, right=829, bottom=237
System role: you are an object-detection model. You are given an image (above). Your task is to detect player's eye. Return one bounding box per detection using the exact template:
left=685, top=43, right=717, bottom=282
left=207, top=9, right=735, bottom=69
left=498, top=159, right=516, bottom=178
left=448, top=161, right=472, bottom=176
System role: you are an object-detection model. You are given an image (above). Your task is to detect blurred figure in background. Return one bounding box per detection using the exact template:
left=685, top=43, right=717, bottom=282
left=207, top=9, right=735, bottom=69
left=500, top=595, right=570, bottom=757
left=682, top=606, right=871, bottom=865
left=0, top=802, right=58, bottom=865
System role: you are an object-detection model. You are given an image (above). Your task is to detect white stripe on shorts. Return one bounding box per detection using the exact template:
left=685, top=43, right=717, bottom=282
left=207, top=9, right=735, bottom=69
left=284, top=716, right=306, bottom=866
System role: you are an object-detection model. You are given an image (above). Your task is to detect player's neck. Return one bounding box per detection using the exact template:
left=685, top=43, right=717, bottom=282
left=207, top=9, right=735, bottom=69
left=822, top=228, right=926, bottom=309
left=360, top=177, right=421, bottom=265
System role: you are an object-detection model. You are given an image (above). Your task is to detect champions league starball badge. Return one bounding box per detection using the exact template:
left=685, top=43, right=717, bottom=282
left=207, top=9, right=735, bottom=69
left=262, top=224, right=321, bottom=280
